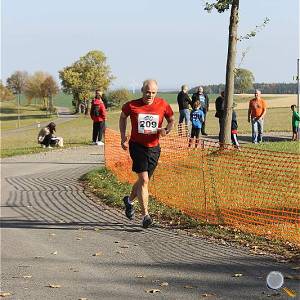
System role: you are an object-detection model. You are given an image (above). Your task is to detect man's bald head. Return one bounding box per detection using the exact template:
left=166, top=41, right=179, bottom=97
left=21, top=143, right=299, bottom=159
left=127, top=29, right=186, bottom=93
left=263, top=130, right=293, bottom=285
left=141, top=79, right=158, bottom=105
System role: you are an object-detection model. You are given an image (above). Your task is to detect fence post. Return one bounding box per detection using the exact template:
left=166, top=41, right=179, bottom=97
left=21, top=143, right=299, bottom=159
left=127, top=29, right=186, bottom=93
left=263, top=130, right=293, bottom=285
left=201, top=139, right=208, bottom=222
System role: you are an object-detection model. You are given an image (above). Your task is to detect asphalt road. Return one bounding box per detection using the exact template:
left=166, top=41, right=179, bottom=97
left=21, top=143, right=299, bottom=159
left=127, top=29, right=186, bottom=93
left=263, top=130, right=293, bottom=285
left=1, top=146, right=299, bottom=300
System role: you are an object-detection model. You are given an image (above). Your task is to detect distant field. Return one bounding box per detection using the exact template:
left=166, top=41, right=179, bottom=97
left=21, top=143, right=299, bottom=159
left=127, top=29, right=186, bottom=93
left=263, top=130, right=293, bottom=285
left=53, top=92, right=73, bottom=108
left=158, top=92, right=297, bottom=108
left=1, top=92, right=296, bottom=132
left=106, top=106, right=294, bottom=134
left=1, top=92, right=298, bottom=157
left=6, top=92, right=296, bottom=110
left=0, top=101, right=56, bottom=130
left=1, top=116, right=92, bottom=157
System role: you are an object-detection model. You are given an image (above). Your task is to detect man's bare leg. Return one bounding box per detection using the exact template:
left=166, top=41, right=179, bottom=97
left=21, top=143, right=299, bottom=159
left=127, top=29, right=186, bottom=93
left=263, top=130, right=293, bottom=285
left=129, top=181, right=138, bottom=202
left=136, top=171, right=149, bottom=216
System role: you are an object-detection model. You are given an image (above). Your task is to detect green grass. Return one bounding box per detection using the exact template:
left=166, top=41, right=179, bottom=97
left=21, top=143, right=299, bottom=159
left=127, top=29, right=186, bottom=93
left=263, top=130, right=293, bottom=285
left=0, top=92, right=74, bottom=131
left=81, top=167, right=198, bottom=227
left=53, top=92, right=73, bottom=108
left=0, top=101, right=57, bottom=130
left=156, top=93, right=265, bottom=105
left=1, top=116, right=92, bottom=157
left=245, top=141, right=300, bottom=153
left=1, top=92, right=298, bottom=157
left=157, top=92, right=297, bottom=105
left=2, top=106, right=298, bottom=157
left=106, top=107, right=295, bottom=135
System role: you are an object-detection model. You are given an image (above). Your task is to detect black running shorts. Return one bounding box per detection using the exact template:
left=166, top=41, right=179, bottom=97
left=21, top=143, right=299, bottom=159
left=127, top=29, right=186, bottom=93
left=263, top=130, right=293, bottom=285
left=292, top=126, right=299, bottom=134
left=129, top=141, right=161, bottom=177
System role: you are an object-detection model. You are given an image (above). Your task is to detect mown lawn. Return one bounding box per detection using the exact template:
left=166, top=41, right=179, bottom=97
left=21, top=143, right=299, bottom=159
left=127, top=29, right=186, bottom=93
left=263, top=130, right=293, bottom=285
left=0, top=101, right=57, bottom=130
left=1, top=116, right=92, bottom=157
left=1, top=92, right=299, bottom=157
left=245, top=141, right=300, bottom=153
left=106, top=106, right=295, bottom=135
left=157, top=92, right=297, bottom=105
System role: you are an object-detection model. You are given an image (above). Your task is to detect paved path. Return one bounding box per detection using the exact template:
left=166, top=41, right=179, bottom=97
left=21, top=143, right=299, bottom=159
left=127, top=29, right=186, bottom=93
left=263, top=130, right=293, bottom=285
left=1, top=147, right=299, bottom=300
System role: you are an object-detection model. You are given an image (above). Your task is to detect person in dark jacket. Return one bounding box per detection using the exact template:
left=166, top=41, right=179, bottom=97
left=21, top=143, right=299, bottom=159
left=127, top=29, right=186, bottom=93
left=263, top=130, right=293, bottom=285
left=215, top=91, right=225, bottom=142
left=192, top=86, right=209, bottom=135
left=231, top=103, right=240, bottom=149
left=90, top=91, right=107, bottom=145
left=177, top=84, right=192, bottom=125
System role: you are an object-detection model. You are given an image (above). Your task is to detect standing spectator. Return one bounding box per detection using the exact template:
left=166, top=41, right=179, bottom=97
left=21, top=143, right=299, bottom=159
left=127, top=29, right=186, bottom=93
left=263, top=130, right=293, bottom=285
left=95, top=89, right=108, bottom=109
left=291, top=105, right=300, bottom=141
left=192, top=86, right=209, bottom=135
left=248, top=90, right=267, bottom=143
left=79, top=99, right=85, bottom=114
left=90, top=90, right=106, bottom=145
left=188, top=100, right=204, bottom=148
left=119, top=79, right=174, bottom=228
left=82, top=97, right=89, bottom=115
left=231, top=103, right=240, bottom=150
left=101, top=93, right=108, bottom=109
left=177, top=84, right=192, bottom=125
left=215, top=91, right=225, bottom=142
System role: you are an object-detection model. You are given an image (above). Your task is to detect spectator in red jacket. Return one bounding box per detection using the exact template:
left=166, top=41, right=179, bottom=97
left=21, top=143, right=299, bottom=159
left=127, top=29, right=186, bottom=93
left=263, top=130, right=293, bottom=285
left=90, top=90, right=106, bottom=145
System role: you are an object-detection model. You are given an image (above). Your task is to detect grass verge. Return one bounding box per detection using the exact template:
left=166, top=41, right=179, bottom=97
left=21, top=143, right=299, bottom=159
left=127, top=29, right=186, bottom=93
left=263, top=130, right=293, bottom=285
left=245, top=141, right=300, bottom=153
left=0, top=102, right=57, bottom=131
left=81, top=167, right=300, bottom=262
left=1, top=116, right=92, bottom=158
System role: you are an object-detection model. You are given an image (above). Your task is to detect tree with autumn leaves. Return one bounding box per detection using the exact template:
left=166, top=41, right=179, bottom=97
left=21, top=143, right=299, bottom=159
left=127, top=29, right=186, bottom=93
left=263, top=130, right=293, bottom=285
left=59, top=50, right=114, bottom=113
left=6, top=70, right=59, bottom=111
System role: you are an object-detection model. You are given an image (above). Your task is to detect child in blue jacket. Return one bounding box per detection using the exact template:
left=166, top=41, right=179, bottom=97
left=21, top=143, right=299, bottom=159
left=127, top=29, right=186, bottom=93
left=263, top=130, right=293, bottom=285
left=188, top=100, right=205, bottom=148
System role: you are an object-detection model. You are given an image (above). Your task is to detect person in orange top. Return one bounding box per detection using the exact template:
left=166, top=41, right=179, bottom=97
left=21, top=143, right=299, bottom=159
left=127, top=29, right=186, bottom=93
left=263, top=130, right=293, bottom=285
left=248, top=90, right=267, bottom=143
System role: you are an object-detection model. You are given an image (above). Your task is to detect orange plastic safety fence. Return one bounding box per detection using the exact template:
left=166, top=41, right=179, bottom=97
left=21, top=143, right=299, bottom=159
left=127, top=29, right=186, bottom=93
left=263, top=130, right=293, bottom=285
left=104, top=126, right=300, bottom=246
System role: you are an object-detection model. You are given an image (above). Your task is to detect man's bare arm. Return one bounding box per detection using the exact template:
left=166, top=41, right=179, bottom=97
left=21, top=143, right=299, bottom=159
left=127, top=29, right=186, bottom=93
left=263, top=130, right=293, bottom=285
left=119, top=112, right=128, bottom=149
left=158, top=115, right=175, bottom=137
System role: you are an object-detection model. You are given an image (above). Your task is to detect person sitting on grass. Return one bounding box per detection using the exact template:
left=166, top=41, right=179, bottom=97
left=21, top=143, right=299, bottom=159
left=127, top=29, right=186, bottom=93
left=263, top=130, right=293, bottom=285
left=291, top=105, right=300, bottom=141
left=188, top=100, right=204, bottom=148
left=37, top=122, right=64, bottom=148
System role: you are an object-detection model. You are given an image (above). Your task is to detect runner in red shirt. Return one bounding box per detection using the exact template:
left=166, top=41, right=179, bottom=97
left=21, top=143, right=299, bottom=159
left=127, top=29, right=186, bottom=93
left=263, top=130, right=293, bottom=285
left=119, top=79, right=175, bottom=228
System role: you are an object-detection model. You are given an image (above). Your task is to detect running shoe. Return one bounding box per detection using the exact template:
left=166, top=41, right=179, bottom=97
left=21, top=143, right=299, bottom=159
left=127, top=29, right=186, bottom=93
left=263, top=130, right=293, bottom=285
left=142, top=215, right=152, bottom=228
left=123, top=196, right=134, bottom=220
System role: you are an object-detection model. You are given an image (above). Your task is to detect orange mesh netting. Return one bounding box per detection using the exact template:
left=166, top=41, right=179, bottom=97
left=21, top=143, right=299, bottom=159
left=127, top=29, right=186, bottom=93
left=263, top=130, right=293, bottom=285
left=104, top=126, right=300, bottom=245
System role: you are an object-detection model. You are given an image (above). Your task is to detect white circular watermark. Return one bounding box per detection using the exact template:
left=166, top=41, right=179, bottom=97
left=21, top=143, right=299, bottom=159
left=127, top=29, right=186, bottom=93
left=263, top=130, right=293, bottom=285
left=266, top=271, right=284, bottom=290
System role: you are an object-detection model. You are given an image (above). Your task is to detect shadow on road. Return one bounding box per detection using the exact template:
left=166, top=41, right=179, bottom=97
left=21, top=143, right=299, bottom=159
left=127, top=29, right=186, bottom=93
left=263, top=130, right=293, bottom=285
left=208, top=134, right=290, bottom=143
left=2, top=164, right=300, bottom=299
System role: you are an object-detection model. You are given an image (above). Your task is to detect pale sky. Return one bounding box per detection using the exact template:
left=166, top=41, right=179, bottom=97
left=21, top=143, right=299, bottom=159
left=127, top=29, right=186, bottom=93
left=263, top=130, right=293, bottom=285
left=1, top=0, right=299, bottom=90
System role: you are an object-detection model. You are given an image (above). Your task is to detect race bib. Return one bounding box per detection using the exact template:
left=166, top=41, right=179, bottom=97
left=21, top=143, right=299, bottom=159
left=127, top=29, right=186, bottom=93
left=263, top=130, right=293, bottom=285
left=138, top=114, right=159, bottom=134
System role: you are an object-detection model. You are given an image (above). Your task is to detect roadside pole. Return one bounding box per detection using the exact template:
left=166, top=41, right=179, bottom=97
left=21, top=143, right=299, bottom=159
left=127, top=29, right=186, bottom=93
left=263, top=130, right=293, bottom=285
left=297, top=58, right=300, bottom=140
left=297, top=58, right=300, bottom=113
left=17, top=93, right=21, bottom=128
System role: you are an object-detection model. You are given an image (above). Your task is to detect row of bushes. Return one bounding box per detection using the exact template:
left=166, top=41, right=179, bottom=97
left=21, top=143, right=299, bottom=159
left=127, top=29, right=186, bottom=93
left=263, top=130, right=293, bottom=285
left=105, top=88, right=136, bottom=109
